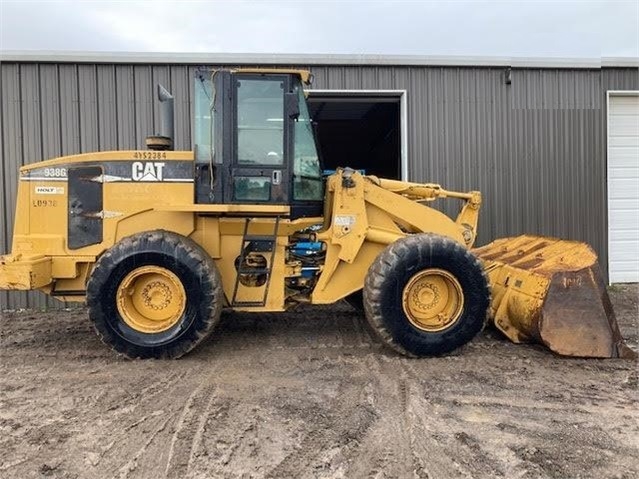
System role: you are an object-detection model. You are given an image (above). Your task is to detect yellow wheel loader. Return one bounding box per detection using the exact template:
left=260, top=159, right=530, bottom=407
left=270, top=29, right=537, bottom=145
left=0, top=69, right=634, bottom=360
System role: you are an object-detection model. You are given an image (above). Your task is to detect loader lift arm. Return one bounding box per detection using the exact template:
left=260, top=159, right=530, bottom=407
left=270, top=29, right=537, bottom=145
left=311, top=168, right=481, bottom=304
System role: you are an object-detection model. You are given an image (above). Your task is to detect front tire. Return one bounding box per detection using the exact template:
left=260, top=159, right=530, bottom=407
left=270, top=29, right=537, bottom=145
left=86, top=230, right=224, bottom=359
left=363, top=233, right=489, bottom=357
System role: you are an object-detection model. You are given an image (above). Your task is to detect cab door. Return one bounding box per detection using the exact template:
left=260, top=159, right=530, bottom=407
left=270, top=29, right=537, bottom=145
left=226, top=74, right=292, bottom=205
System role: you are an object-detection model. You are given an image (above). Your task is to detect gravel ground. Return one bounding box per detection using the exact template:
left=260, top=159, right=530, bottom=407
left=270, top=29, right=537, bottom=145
left=0, top=285, right=637, bottom=479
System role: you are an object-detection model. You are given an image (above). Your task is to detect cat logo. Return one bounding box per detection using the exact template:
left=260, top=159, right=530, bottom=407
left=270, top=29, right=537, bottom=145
left=132, top=162, right=165, bottom=182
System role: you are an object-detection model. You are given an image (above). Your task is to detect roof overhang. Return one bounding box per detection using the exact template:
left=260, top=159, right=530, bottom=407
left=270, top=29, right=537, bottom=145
left=1, top=51, right=638, bottom=69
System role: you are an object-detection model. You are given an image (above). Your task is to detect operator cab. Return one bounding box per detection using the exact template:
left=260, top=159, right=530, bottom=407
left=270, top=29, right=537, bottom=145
left=193, top=68, right=324, bottom=218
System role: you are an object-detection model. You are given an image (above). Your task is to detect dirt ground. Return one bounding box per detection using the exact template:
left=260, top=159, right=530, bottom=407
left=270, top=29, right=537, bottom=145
left=0, top=285, right=637, bottom=479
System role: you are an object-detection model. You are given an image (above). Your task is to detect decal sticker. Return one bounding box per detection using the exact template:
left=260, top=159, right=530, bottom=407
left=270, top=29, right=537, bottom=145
left=132, top=162, right=165, bottom=182
left=43, top=167, right=67, bottom=178
left=21, top=167, right=68, bottom=182
left=32, top=199, right=58, bottom=207
left=334, top=215, right=356, bottom=226
left=22, top=160, right=193, bottom=183
left=133, top=151, right=167, bottom=160
left=35, top=186, right=65, bottom=195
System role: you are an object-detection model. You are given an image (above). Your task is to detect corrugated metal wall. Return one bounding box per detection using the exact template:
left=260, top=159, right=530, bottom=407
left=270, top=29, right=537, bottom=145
left=1, top=62, right=637, bottom=309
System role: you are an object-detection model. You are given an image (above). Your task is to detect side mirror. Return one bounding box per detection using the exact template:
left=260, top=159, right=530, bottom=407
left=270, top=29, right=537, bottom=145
left=285, top=92, right=300, bottom=120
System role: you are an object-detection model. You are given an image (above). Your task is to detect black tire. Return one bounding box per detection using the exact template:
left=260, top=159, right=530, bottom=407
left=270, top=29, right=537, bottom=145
left=86, top=230, right=224, bottom=359
left=363, top=233, right=490, bottom=357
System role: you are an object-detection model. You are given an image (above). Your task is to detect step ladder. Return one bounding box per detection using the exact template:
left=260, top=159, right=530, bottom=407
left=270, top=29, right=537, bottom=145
left=230, top=216, right=280, bottom=307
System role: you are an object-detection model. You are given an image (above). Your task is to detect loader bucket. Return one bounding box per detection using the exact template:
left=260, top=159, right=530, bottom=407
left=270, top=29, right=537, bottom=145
left=474, top=236, right=636, bottom=359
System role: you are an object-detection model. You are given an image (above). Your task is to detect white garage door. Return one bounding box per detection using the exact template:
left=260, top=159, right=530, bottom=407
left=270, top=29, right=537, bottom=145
left=608, top=92, right=639, bottom=283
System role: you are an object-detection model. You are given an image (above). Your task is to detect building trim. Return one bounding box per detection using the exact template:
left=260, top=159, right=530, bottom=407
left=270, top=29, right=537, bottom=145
left=1, top=51, right=638, bottom=69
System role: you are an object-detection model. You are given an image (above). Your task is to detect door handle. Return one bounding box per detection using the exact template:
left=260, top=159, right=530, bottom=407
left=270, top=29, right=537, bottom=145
left=272, top=170, right=282, bottom=185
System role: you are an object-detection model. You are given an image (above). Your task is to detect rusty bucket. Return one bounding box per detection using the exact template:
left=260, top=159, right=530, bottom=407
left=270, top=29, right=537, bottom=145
left=474, top=236, right=636, bottom=359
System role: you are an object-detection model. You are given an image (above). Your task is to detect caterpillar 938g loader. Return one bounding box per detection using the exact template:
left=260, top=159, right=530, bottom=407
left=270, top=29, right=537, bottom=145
left=0, top=69, right=634, bottom=360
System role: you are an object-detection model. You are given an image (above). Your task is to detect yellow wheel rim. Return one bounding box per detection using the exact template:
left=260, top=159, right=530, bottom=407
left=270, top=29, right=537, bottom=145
left=116, top=266, right=186, bottom=334
left=402, top=268, right=464, bottom=332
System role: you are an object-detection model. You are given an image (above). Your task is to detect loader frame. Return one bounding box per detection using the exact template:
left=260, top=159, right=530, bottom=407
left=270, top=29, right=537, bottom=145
left=0, top=150, right=480, bottom=313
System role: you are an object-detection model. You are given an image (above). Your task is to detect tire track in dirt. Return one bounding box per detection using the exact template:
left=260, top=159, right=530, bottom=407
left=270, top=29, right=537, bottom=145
left=363, top=355, right=509, bottom=478
left=399, top=358, right=512, bottom=479
left=186, top=391, right=219, bottom=474
left=367, top=356, right=428, bottom=478
left=396, top=357, right=629, bottom=478
left=86, top=372, right=192, bottom=472
left=116, top=413, right=175, bottom=479
left=121, top=372, right=186, bottom=409
left=164, top=383, right=217, bottom=479
left=108, top=371, right=188, bottom=415
left=334, top=355, right=412, bottom=479
left=398, top=376, right=433, bottom=479
left=265, top=380, right=378, bottom=478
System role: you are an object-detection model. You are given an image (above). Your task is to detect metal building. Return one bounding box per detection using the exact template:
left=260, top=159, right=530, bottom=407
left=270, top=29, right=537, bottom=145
left=0, top=52, right=638, bottom=310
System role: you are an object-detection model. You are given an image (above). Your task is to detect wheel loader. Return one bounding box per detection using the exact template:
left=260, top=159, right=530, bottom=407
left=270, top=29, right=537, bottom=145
left=0, top=68, right=634, bottom=360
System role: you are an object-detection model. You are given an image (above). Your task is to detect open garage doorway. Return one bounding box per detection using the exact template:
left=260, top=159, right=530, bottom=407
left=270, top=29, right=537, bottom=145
left=307, top=91, right=407, bottom=181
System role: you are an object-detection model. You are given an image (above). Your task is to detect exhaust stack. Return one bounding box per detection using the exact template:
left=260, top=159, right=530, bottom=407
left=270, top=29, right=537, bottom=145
left=146, top=84, right=174, bottom=151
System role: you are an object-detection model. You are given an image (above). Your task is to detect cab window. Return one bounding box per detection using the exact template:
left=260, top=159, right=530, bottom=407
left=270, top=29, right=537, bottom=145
left=194, top=73, right=214, bottom=163
left=292, top=81, right=323, bottom=201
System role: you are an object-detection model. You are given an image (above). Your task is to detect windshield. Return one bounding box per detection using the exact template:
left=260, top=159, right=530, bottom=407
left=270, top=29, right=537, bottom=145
left=194, top=73, right=214, bottom=162
left=293, top=81, right=323, bottom=201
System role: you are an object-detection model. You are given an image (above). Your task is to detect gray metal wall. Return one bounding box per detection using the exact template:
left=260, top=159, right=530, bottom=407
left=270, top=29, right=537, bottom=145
left=1, top=61, right=637, bottom=309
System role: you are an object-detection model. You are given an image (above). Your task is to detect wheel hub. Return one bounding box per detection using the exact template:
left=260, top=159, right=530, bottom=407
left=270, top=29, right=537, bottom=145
left=402, top=268, right=464, bottom=332
left=141, top=281, right=173, bottom=310
left=116, top=266, right=186, bottom=333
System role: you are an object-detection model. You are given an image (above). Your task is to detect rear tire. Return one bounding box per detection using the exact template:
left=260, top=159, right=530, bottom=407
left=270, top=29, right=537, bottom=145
left=363, top=233, right=489, bottom=357
left=86, top=230, right=224, bottom=359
